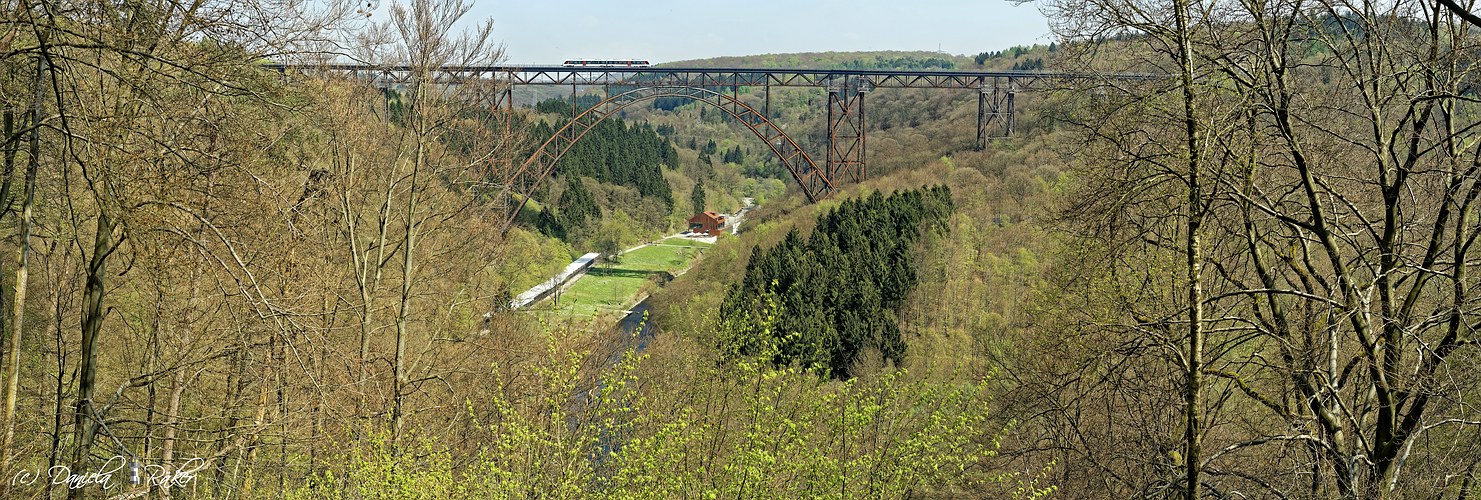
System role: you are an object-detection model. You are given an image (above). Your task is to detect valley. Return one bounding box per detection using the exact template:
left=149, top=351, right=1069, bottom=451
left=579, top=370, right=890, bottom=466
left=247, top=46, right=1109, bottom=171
left=1, top=1, right=1478, bottom=498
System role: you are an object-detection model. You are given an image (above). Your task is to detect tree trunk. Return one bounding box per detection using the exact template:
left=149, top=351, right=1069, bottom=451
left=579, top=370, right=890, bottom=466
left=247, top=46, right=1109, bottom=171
left=159, top=367, right=186, bottom=500
left=1172, top=0, right=1204, bottom=495
left=343, top=148, right=392, bottom=419
left=211, top=344, right=245, bottom=497
left=46, top=247, right=67, bottom=500
left=392, top=128, right=424, bottom=450
left=69, top=209, right=113, bottom=500
left=1, top=109, right=15, bottom=215
left=2, top=56, right=45, bottom=475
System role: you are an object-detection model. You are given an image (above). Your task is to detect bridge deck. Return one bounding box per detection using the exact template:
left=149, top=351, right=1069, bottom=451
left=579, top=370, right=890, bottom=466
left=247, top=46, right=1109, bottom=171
left=268, top=64, right=1160, bottom=89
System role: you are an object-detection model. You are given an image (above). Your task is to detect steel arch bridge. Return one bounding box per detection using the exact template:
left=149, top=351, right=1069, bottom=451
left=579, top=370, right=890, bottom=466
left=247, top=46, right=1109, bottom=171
left=513, top=86, right=833, bottom=222
left=268, top=64, right=1159, bottom=232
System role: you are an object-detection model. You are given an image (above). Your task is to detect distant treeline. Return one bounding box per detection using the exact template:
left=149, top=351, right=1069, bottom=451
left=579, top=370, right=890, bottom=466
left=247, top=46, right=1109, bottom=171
left=721, top=187, right=954, bottom=378
left=836, top=56, right=956, bottom=70
left=973, top=43, right=1057, bottom=66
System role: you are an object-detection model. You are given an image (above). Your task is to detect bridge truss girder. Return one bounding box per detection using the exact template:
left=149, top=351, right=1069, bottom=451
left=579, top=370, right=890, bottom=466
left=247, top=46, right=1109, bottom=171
left=827, top=76, right=867, bottom=186
left=273, top=65, right=1158, bottom=149
left=281, top=64, right=1072, bottom=88
left=977, top=78, right=1016, bottom=149
left=267, top=64, right=1162, bottom=231
left=274, top=66, right=1133, bottom=153
left=498, top=86, right=832, bottom=232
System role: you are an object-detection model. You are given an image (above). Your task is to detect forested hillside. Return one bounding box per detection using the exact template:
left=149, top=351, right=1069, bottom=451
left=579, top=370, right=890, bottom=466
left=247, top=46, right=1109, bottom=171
left=721, top=187, right=954, bottom=378
left=644, top=6, right=1481, bottom=497
left=518, top=98, right=679, bottom=245
left=515, top=93, right=786, bottom=252
left=3, top=0, right=1479, bottom=497
left=0, top=0, right=1057, bottom=497
left=529, top=98, right=678, bottom=204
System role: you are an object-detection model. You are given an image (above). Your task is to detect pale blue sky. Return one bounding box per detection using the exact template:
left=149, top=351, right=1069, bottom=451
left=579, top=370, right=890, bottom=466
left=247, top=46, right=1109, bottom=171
left=460, top=1, right=1054, bottom=64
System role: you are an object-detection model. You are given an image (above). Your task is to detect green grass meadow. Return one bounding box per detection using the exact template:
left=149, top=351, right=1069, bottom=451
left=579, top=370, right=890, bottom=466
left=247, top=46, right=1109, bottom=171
left=550, top=239, right=713, bottom=317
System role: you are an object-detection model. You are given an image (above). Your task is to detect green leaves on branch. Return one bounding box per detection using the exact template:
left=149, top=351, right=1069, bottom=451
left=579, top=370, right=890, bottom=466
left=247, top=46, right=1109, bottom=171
left=299, top=319, right=1016, bottom=497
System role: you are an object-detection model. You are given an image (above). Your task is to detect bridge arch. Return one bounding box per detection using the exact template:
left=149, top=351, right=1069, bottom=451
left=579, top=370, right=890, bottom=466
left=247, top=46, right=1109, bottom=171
left=501, top=86, right=833, bottom=229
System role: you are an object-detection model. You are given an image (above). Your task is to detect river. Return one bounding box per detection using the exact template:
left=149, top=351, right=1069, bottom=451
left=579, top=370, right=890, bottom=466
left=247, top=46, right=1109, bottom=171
left=613, top=301, right=654, bottom=351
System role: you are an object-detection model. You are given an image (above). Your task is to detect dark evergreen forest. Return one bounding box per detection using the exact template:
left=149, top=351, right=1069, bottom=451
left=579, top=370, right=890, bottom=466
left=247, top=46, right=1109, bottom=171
left=530, top=97, right=677, bottom=204
left=523, top=98, right=680, bottom=239
left=721, top=187, right=954, bottom=378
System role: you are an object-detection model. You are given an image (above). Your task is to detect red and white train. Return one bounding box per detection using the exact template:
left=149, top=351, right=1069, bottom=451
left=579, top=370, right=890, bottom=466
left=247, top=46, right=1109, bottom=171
left=561, top=59, right=651, bottom=67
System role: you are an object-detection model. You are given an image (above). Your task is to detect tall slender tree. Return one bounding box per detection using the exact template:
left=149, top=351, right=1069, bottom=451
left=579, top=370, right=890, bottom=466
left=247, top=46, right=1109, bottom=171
left=0, top=54, right=44, bottom=476
left=376, top=0, right=504, bottom=448
left=691, top=180, right=706, bottom=212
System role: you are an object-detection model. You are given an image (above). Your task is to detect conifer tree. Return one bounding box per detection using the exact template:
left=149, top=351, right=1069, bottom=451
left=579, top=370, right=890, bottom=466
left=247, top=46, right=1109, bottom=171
left=690, top=181, right=706, bottom=212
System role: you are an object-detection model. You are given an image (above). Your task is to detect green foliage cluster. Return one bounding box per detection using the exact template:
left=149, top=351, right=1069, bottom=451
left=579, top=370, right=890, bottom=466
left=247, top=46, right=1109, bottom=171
left=973, top=43, right=1056, bottom=65
left=559, top=177, right=599, bottom=231
left=292, top=313, right=1048, bottom=498
left=720, top=144, right=744, bottom=164
left=837, top=55, right=956, bottom=70
left=1011, top=58, right=1045, bottom=70
left=741, top=161, right=787, bottom=180
left=697, top=138, right=718, bottom=165
left=721, top=187, right=955, bottom=378
left=650, top=96, right=689, bottom=112
left=291, top=433, right=463, bottom=500
left=533, top=94, right=602, bottom=114
left=528, top=98, right=677, bottom=206
left=528, top=175, right=600, bottom=240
